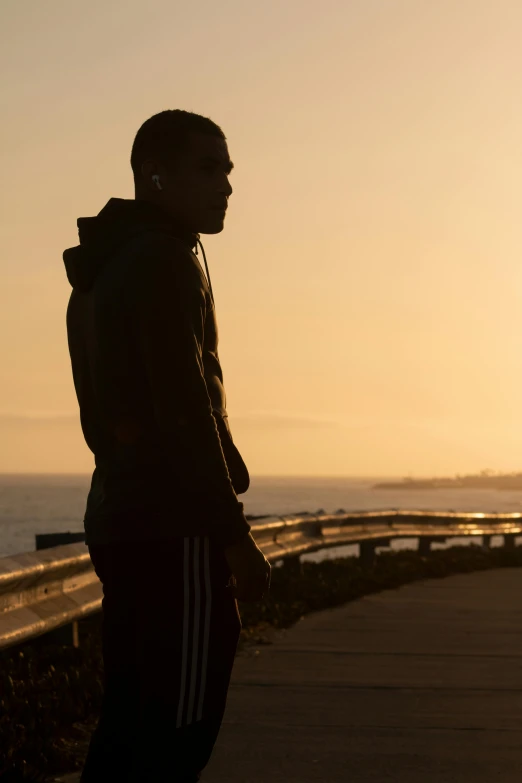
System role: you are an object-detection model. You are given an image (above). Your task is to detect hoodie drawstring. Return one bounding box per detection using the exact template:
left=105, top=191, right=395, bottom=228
left=194, top=236, right=215, bottom=307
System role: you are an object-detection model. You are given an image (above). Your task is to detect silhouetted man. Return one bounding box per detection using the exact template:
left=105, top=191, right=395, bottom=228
left=63, top=109, right=271, bottom=782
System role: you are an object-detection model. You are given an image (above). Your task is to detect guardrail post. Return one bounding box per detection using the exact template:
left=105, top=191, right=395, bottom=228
left=283, top=555, right=303, bottom=577
left=35, top=531, right=86, bottom=647
left=359, top=541, right=376, bottom=569
left=504, top=533, right=517, bottom=549
left=35, top=531, right=86, bottom=549
left=482, top=534, right=492, bottom=549
left=417, top=537, right=432, bottom=556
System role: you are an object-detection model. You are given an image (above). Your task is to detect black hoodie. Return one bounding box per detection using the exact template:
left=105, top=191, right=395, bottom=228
left=63, top=197, right=251, bottom=548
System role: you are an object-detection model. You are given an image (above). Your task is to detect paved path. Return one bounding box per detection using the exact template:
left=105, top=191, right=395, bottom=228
left=57, top=568, right=522, bottom=782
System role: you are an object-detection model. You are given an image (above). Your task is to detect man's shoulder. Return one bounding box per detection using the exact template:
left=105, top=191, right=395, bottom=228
left=124, top=230, right=199, bottom=275
left=124, top=230, right=207, bottom=297
left=129, top=229, right=196, bottom=262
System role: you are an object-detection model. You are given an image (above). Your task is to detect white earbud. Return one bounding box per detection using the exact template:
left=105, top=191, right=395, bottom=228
left=152, top=175, right=163, bottom=191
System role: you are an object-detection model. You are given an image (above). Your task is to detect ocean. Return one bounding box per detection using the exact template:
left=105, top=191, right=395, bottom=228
left=1, top=473, right=521, bottom=560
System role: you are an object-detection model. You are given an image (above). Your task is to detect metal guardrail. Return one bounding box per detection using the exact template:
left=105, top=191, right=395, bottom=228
left=1, top=509, right=522, bottom=650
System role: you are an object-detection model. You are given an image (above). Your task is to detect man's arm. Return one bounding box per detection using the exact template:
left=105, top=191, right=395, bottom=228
left=131, top=236, right=251, bottom=546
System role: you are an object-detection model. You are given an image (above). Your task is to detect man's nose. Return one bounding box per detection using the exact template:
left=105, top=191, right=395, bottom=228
left=220, top=175, right=233, bottom=197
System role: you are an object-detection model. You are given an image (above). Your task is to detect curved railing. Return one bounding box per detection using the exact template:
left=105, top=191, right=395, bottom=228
left=1, top=509, right=522, bottom=650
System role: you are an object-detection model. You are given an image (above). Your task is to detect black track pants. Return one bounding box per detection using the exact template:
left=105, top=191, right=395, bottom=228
left=80, top=535, right=241, bottom=782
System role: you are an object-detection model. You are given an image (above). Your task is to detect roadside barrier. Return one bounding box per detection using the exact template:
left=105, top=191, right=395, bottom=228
left=1, top=509, right=521, bottom=650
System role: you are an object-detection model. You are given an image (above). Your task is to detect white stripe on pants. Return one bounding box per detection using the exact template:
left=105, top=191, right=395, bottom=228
left=176, top=536, right=213, bottom=727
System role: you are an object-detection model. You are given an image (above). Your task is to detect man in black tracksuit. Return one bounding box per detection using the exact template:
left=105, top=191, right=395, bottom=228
left=63, top=109, right=271, bottom=782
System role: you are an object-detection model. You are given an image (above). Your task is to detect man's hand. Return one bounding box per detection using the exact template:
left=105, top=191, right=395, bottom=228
left=223, top=532, right=271, bottom=602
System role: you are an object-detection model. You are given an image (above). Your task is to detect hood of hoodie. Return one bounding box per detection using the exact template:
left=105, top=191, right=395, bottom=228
left=63, top=197, right=201, bottom=293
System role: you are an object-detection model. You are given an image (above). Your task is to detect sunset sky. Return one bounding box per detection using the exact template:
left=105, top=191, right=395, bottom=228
left=2, top=0, right=522, bottom=477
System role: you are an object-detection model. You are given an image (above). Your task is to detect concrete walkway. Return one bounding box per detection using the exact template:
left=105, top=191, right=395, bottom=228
left=205, top=568, right=522, bottom=782
left=57, top=568, right=522, bottom=782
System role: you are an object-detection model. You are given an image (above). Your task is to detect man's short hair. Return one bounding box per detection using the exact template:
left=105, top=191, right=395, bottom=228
left=130, top=109, right=226, bottom=182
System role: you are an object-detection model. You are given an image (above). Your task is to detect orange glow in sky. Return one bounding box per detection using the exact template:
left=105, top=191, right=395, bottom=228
left=2, top=0, right=522, bottom=476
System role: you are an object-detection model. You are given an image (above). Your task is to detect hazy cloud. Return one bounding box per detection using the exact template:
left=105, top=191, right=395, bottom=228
left=231, top=411, right=343, bottom=430
left=0, top=412, right=79, bottom=430
left=0, top=411, right=354, bottom=431
left=0, top=412, right=78, bottom=420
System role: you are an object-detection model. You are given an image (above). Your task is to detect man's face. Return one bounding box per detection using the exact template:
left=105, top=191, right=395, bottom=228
left=160, top=131, right=234, bottom=235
